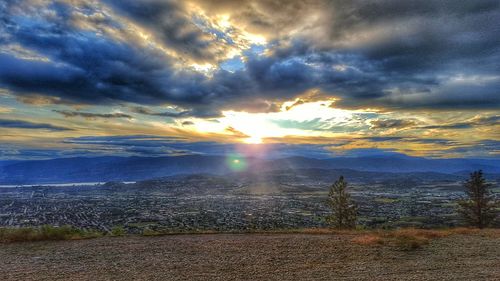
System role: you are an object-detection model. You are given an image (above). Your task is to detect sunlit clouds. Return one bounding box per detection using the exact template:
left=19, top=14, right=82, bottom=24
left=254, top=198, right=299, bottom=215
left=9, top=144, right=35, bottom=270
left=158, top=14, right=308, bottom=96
left=0, top=0, right=499, bottom=159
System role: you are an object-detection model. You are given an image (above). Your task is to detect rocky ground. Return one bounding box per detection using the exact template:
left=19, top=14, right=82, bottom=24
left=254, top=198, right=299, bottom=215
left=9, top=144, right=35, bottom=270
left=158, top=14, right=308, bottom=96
left=0, top=232, right=499, bottom=281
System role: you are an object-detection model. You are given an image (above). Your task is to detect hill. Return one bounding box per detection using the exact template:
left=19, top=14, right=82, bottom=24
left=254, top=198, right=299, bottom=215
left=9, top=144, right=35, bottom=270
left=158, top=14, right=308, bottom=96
left=1, top=155, right=499, bottom=184
left=1, top=232, right=498, bottom=281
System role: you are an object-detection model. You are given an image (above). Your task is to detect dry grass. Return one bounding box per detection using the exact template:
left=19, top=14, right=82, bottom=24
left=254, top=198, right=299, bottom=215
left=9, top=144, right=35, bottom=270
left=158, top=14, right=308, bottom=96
left=141, top=228, right=219, bottom=236
left=350, top=228, right=497, bottom=250
left=269, top=228, right=358, bottom=235
left=390, top=234, right=430, bottom=250
left=482, top=229, right=500, bottom=238
left=2, top=225, right=498, bottom=248
left=386, top=228, right=451, bottom=239
left=386, top=229, right=445, bottom=250
left=351, top=234, right=384, bottom=245
left=448, top=227, right=481, bottom=235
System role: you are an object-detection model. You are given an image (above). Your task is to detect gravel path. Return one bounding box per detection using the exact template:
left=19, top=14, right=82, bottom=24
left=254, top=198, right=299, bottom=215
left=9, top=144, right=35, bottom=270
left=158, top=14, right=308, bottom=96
left=1, top=233, right=499, bottom=280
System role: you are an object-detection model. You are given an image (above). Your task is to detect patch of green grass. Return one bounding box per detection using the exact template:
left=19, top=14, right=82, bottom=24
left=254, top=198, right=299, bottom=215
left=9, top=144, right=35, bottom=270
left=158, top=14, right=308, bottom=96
left=374, top=198, right=400, bottom=203
left=142, top=228, right=161, bottom=236
left=127, top=222, right=158, bottom=227
left=398, top=216, right=427, bottom=222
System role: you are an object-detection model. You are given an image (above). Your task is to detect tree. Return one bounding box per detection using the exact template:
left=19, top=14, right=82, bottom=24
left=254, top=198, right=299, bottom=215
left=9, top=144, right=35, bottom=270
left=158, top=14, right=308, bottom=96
left=458, top=170, right=498, bottom=228
left=326, top=176, right=358, bottom=229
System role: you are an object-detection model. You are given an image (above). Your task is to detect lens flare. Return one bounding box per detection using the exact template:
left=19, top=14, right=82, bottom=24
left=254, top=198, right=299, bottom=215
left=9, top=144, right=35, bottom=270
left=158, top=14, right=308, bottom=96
left=226, top=153, right=247, bottom=172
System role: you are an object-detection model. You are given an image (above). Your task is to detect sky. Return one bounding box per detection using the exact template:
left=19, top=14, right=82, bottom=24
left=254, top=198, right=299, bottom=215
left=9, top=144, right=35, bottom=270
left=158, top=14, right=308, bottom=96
left=0, top=0, right=499, bottom=160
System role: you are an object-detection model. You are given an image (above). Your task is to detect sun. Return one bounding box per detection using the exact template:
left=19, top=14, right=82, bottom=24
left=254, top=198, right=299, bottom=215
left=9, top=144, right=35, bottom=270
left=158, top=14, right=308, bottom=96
left=243, top=136, right=263, bottom=144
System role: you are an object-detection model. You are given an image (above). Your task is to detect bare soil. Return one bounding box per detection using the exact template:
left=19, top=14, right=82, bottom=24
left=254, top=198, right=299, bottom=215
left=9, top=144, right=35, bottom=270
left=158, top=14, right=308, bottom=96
left=0, top=233, right=499, bottom=281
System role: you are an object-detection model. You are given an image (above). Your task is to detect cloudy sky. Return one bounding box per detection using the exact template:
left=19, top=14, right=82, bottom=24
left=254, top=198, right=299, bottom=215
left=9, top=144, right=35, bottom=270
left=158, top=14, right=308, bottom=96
left=0, top=0, right=499, bottom=160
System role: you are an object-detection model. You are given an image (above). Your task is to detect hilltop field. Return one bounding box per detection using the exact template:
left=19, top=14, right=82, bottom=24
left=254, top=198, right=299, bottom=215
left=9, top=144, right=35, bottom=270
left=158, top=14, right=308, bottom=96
left=1, top=230, right=499, bottom=281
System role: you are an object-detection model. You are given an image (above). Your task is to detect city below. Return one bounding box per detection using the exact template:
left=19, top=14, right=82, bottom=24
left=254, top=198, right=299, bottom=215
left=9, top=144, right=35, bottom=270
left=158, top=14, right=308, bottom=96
left=2, top=168, right=498, bottom=233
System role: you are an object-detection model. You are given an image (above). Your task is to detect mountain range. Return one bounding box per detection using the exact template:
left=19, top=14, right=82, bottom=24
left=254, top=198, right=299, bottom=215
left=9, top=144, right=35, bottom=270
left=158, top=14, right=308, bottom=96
left=1, top=154, right=499, bottom=184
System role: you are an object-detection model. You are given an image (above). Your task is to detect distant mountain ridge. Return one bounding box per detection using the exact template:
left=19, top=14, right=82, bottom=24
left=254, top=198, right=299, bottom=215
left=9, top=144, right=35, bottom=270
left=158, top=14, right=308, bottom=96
left=0, top=155, right=499, bottom=184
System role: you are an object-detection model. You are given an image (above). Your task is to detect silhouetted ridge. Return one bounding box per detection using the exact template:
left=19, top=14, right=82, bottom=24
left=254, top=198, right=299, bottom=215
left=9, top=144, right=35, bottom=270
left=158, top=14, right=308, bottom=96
left=0, top=155, right=498, bottom=184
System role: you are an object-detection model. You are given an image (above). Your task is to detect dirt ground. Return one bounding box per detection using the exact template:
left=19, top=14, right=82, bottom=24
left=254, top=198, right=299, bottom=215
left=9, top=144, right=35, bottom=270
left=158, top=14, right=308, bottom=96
left=0, top=233, right=499, bottom=281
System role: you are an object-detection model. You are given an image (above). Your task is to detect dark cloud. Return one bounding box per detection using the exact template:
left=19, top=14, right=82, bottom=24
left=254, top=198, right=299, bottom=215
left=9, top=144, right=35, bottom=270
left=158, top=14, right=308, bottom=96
left=443, top=139, right=500, bottom=157
left=192, top=0, right=324, bottom=39
left=370, top=119, right=418, bottom=129
left=130, top=107, right=183, bottom=117
left=370, top=115, right=499, bottom=131
left=0, top=119, right=71, bottom=131
left=409, top=138, right=461, bottom=146
left=103, top=0, right=234, bottom=64
left=60, top=135, right=197, bottom=157
left=0, top=0, right=217, bottom=108
left=63, top=135, right=188, bottom=149
left=62, top=135, right=227, bottom=157
left=130, top=106, right=219, bottom=118
left=359, top=136, right=461, bottom=147
left=420, top=115, right=499, bottom=130
left=62, top=135, right=338, bottom=159
left=421, top=123, right=473, bottom=130
left=361, top=136, right=406, bottom=142
left=0, top=0, right=499, bottom=117
left=222, top=99, right=280, bottom=113
left=53, top=110, right=132, bottom=119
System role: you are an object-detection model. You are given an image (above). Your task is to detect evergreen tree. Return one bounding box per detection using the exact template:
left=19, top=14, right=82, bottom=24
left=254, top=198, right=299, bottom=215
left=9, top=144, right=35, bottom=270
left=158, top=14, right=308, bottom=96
left=458, top=170, right=498, bottom=228
left=326, top=176, right=358, bottom=229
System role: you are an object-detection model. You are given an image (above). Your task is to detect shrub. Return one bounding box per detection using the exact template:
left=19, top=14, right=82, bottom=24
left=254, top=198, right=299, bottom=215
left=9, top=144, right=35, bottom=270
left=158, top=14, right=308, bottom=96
left=39, top=225, right=83, bottom=240
left=0, top=225, right=101, bottom=243
left=111, top=226, right=126, bottom=236
left=0, top=227, right=37, bottom=242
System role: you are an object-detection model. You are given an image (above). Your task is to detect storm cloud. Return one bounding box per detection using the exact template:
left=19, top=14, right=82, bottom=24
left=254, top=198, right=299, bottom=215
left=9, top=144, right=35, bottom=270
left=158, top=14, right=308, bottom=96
left=0, top=119, right=71, bottom=131
left=53, top=110, right=132, bottom=119
left=0, top=0, right=498, bottom=115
